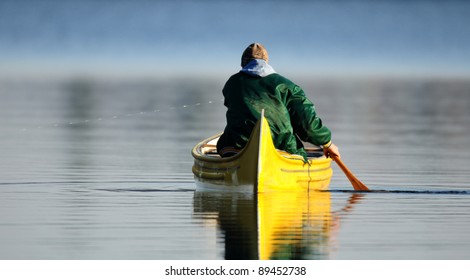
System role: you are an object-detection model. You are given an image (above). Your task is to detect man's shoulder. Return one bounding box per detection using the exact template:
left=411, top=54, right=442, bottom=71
left=226, top=71, right=250, bottom=81
left=264, top=73, right=296, bottom=86
left=226, top=72, right=295, bottom=86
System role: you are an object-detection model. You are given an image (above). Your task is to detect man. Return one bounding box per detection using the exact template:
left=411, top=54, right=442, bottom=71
left=217, top=43, right=340, bottom=160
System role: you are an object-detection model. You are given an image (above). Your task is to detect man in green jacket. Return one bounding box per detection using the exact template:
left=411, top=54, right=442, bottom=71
left=217, top=43, right=340, bottom=160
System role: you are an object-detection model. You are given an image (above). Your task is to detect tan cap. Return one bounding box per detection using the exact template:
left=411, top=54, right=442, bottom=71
left=241, top=43, right=269, bottom=67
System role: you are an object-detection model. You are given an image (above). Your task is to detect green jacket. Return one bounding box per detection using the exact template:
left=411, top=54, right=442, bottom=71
left=217, top=67, right=331, bottom=158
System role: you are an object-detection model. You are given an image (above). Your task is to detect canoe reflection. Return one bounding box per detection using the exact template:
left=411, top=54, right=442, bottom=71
left=193, top=190, right=359, bottom=260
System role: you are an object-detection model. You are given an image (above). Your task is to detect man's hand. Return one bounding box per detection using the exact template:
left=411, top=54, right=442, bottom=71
left=323, top=143, right=340, bottom=160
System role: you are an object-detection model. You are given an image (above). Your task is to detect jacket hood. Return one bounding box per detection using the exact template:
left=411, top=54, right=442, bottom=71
left=240, top=59, right=276, bottom=77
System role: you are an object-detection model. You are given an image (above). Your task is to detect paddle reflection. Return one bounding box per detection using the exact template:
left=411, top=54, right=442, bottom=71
left=193, top=190, right=363, bottom=259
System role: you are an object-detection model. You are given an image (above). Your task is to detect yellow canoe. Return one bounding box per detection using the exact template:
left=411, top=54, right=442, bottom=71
left=191, top=111, right=333, bottom=192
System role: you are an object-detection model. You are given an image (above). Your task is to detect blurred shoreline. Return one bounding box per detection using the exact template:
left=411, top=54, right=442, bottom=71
left=1, top=71, right=469, bottom=88
left=2, top=0, right=470, bottom=85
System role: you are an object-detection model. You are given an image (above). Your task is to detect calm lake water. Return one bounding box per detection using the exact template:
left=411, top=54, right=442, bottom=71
left=1, top=77, right=470, bottom=260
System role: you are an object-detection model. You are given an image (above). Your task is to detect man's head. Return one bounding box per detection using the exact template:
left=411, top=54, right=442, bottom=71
left=241, top=43, right=269, bottom=67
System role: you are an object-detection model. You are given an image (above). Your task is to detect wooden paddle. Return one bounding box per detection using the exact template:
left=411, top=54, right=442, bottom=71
left=331, top=155, right=370, bottom=191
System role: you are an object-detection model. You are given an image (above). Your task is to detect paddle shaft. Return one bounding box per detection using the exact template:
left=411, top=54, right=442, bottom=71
left=331, top=155, right=370, bottom=191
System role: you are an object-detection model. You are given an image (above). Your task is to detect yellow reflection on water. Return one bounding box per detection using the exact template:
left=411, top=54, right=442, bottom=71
left=193, top=189, right=368, bottom=260
left=258, top=190, right=332, bottom=260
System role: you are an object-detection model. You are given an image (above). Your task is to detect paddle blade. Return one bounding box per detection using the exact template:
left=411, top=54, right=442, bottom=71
left=331, top=156, right=370, bottom=191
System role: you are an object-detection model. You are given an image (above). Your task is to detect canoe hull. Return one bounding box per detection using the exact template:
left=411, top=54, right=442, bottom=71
left=192, top=114, right=332, bottom=192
